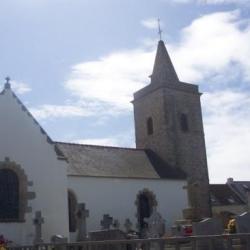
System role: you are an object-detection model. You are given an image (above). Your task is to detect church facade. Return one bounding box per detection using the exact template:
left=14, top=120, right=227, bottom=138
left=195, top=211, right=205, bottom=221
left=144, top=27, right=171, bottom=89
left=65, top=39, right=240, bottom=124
left=0, top=40, right=210, bottom=245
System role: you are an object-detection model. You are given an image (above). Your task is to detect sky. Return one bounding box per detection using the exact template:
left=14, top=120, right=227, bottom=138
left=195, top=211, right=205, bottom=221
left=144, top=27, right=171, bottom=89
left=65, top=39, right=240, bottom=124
left=0, top=0, right=250, bottom=183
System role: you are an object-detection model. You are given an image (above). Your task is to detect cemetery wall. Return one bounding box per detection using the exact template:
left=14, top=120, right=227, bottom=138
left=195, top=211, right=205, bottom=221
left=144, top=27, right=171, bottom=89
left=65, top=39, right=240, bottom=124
left=0, top=90, right=69, bottom=245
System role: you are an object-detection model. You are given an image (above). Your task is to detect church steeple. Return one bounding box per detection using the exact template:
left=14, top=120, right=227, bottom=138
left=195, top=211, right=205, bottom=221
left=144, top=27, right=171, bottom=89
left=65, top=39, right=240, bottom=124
left=150, top=40, right=179, bottom=86
left=133, top=37, right=211, bottom=220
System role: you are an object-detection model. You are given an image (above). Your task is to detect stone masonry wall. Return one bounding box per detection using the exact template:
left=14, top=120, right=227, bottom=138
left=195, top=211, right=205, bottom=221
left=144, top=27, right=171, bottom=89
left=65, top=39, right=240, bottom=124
left=133, top=82, right=211, bottom=220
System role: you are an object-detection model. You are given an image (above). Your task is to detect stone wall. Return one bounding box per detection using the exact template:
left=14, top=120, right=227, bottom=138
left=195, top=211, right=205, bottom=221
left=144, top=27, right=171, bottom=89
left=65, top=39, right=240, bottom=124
left=133, top=81, right=211, bottom=219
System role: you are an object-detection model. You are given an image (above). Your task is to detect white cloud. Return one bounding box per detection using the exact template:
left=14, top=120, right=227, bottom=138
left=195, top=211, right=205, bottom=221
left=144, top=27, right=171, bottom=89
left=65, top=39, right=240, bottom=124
left=141, top=18, right=159, bottom=29
left=62, top=10, right=250, bottom=117
left=74, top=138, right=121, bottom=147
left=11, top=81, right=32, bottom=94
left=0, top=80, right=31, bottom=95
left=172, top=10, right=250, bottom=83
left=73, top=133, right=135, bottom=148
left=203, top=90, right=250, bottom=183
left=30, top=104, right=93, bottom=120
left=65, top=48, right=154, bottom=113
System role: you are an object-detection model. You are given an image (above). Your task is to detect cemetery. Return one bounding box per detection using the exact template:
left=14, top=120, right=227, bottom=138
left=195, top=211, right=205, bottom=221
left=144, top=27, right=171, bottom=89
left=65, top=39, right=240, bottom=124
left=1, top=206, right=250, bottom=249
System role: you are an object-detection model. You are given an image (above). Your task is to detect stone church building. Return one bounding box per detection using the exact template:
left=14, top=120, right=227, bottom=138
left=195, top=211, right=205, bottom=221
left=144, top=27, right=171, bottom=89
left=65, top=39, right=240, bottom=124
left=0, top=40, right=211, bottom=245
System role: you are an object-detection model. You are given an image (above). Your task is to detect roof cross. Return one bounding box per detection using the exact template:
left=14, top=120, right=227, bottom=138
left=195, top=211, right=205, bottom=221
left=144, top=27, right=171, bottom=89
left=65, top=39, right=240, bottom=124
left=4, top=76, right=11, bottom=89
left=157, top=18, right=163, bottom=41
left=5, top=76, right=10, bottom=84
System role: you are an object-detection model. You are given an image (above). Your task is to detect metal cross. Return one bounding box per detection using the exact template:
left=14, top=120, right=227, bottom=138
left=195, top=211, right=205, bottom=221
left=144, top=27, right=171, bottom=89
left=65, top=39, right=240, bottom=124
left=157, top=18, right=162, bottom=40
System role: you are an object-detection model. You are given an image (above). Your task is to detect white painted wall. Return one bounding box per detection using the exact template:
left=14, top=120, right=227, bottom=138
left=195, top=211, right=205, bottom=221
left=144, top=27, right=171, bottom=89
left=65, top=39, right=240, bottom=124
left=0, top=89, right=69, bottom=245
left=68, top=176, right=188, bottom=241
left=0, top=88, right=188, bottom=245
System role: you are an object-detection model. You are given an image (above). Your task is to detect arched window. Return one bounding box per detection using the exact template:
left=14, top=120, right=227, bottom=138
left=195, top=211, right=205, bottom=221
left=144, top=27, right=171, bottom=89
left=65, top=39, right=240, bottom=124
left=68, top=190, right=77, bottom=232
left=147, top=117, right=153, bottom=135
left=0, top=169, right=19, bottom=220
left=180, top=113, right=189, bottom=132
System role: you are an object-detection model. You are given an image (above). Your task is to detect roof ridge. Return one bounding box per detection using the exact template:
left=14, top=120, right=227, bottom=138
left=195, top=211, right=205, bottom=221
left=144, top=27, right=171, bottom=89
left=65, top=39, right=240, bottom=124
left=56, top=141, right=144, bottom=151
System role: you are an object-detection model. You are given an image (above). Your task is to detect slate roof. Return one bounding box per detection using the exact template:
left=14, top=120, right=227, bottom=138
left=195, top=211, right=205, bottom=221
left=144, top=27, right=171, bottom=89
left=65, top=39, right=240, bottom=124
left=227, top=181, right=250, bottom=203
left=56, top=142, right=186, bottom=180
left=210, top=184, right=245, bottom=206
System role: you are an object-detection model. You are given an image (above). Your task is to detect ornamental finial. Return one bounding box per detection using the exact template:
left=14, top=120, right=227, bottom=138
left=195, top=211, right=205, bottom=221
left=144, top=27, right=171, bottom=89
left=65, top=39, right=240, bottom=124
left=4, top=76, right=11, bottom=89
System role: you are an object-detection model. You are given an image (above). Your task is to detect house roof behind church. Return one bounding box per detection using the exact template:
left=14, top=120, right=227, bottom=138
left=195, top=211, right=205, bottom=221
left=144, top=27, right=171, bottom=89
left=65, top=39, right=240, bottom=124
left=210, top=184, right=245, bottom=206
left=56, top=142, right=186, bottom=180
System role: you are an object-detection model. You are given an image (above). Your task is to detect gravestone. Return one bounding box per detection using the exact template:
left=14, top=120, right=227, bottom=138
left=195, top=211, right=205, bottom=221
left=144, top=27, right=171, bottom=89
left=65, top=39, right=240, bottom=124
left=144, top=208, right=165, bottom=250
left=193, top=218, right=225, bottom=250
left=100, top=214, right=113, bottom=230
left=76, top=203, right=89, bottom=241
left=51, top=235, right=67, bottom=250
left=113, top=219, right=120, bottom=229
left=235, top=212, right=250, bottom=246
left=144, top=207, right=165, bottom=238
left=124, top=218, right=133, bottom=233
left=51, top=235, right=67, bottom=244
left=33, top=211, right=44, bottom=244
left=235, top=212, right=250, bottom=233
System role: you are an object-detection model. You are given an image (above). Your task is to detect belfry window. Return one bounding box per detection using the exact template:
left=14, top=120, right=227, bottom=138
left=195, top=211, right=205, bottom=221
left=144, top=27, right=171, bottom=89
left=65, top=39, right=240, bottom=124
left=0, top=169, right=19, bottom=220
left=147, top=117, right=154, bottom=135
left=180, top=113, right=189, bottom=132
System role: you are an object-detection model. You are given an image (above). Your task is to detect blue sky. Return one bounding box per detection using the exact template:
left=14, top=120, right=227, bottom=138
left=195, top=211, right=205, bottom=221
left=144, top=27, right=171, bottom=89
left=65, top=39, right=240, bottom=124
left=0, top=0, right=250, bottom=183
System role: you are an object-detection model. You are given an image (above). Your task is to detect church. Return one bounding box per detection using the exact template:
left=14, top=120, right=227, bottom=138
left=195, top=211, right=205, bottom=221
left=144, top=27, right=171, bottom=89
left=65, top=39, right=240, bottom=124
left=0, top=39, right=211, bottom=245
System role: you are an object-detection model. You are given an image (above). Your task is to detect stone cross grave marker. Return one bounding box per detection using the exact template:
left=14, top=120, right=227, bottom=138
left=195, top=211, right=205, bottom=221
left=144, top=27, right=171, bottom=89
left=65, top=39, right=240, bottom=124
left=144, top=207, right=165, bottom=238
left=124, top=219, right=133, bottom=233
left=33, top=210, right=44, bottom=244
left=76, top=203, right=89, bottom=241
left=113, top=219, right=120, bottom=229
left=101, top=214, right=113, bottom=230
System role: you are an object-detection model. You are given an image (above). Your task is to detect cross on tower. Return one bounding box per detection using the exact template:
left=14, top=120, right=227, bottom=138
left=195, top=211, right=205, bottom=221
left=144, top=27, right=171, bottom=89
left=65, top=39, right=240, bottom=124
left=157, top=18, right=163, bottom=41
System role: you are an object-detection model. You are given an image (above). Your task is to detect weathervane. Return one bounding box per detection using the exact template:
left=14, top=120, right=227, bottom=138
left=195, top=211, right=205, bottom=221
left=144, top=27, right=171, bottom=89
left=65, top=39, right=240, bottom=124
left=157, top=18, right=162, bottom=40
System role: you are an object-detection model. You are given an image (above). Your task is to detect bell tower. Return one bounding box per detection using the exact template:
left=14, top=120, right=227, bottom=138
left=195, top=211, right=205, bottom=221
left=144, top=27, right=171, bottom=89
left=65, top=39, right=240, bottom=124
left=132, top=40, right=211, bottom=220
